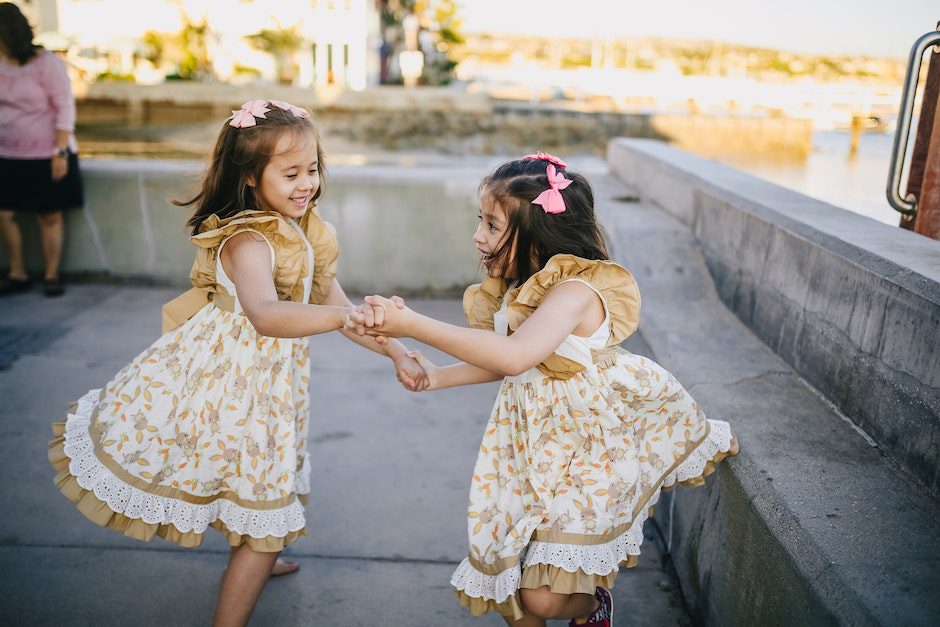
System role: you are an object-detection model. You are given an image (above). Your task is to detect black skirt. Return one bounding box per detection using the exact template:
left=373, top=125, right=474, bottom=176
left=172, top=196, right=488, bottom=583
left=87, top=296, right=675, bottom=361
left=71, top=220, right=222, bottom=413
left=0, top=152, right=84, bottom=213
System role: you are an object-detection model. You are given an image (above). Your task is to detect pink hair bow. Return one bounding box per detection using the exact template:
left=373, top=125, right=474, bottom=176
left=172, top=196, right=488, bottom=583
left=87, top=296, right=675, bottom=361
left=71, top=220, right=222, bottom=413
left=522, top=151, right=567, bottom=169
left=228, top=99, right=271, bottom=128
left=270, top=99, right=311, bottom=119
left=532, top=164, right=572, bottom=214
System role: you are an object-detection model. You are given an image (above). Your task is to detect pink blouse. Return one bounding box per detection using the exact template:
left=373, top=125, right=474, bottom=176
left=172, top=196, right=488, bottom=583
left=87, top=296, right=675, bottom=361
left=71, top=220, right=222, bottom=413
left=0, top=49, right=79, bottom=159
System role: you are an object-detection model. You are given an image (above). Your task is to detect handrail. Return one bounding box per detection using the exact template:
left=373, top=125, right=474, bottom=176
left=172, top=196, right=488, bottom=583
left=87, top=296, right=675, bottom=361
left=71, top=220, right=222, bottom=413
left=886, top=29, right=940, bottom=217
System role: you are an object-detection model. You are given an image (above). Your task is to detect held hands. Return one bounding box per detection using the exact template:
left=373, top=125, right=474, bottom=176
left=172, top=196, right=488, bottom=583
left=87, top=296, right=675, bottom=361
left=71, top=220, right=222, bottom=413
left=345, top=296, right=437, bottom=391
left=344, top=295, right=413, bottom=341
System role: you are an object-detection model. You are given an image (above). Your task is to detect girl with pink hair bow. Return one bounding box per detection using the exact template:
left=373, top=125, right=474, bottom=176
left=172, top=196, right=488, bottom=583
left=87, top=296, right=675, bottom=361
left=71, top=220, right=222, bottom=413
left=47, top=99, right=427, bottom=626
left=348, top=154, right=738, bottom=627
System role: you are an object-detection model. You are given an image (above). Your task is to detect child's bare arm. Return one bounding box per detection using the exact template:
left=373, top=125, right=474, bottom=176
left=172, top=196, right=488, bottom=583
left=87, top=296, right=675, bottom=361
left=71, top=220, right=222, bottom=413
left=408, top=351, right=503, bottom=390
left=323, top=279, right=429, bottom=390
left=351, top=281, right=600, bottom=377
left=221, top=231, right=348, bottom=338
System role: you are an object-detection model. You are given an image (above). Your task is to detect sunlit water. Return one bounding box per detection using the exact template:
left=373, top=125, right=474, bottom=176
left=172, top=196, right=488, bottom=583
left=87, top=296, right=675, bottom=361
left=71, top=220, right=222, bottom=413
left=721, top=130, right=899, bottom=226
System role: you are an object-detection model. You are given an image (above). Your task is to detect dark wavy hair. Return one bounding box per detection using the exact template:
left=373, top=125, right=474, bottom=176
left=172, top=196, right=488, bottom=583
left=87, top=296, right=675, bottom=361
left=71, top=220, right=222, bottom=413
left=480, top=157, right=609, bottom=284
left=177, top=104, right=326, bottom=234
left=0, top=3, right=41, bottom=65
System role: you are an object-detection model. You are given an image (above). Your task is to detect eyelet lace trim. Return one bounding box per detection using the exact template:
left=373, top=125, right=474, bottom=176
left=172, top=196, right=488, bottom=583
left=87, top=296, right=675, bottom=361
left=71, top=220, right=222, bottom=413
left=61, top=389, right=308, bottom=539
left=452, top=419, right=734, bottom=602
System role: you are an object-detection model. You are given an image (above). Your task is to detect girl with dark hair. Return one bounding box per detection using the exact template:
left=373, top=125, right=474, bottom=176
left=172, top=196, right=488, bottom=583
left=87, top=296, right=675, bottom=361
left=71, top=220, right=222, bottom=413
left=350, top=154, right=738, bottom=627
left=0, top=2, right=83, bottom=297
left=48, top=99, right=426, bottom=626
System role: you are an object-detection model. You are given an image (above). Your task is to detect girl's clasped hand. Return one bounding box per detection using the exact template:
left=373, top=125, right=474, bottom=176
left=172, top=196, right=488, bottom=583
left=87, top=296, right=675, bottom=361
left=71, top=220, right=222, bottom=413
left=346, top=296, right=439, bottom=391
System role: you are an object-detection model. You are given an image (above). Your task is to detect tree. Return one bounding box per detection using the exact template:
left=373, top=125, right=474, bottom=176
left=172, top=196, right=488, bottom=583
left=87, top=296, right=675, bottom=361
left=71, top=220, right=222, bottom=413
left=379, top=0, right=464, bottom=85
left=244, top=24, right=305, bottom=86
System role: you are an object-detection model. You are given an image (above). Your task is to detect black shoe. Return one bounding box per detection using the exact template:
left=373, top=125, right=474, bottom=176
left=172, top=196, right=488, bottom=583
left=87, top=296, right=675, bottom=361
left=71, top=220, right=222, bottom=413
left=0, top=276, right=31, bottom=296
left=43, top=277, right=65, bottom=297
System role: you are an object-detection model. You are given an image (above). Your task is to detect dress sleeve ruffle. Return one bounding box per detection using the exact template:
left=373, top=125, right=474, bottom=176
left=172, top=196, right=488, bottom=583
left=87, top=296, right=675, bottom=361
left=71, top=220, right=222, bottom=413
left=463, top=277, right=509, bottom=330
left=299, top=208, right=340, bottom=305
left=507, top=254, right=641, bottom=346
left=188, top=210, right=309, bottom=303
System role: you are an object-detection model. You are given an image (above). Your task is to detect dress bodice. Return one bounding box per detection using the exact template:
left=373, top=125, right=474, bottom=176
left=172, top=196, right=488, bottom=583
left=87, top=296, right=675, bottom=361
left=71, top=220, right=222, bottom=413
left=215, top=218, right=314, bottom=314
left=493, top=278, right=611, bottom=370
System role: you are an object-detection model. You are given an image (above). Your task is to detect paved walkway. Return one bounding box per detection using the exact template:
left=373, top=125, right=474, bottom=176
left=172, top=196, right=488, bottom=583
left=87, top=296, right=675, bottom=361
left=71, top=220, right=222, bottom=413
left=0, top=285, right=689, bottom=626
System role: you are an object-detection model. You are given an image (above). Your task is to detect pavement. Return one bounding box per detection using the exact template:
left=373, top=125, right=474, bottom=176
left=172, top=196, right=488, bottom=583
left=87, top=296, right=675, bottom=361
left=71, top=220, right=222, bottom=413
left=0, top=285, right=689, bottom=626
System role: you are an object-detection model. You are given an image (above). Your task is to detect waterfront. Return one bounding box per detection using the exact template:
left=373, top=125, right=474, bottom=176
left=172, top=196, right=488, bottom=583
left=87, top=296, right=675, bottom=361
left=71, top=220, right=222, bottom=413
left=724, top=129, right=898, bottom=225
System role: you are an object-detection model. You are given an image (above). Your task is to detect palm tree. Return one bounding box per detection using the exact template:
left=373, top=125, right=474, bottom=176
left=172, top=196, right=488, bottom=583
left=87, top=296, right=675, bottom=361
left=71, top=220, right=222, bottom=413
left=245, top=24, right=305, bottom=86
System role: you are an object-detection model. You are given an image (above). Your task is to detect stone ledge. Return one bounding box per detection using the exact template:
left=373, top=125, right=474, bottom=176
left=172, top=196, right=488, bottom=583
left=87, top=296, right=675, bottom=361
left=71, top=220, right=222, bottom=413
left=593, top=174, right=940, bottom=625
left=607, top=138, right=940, bottom=497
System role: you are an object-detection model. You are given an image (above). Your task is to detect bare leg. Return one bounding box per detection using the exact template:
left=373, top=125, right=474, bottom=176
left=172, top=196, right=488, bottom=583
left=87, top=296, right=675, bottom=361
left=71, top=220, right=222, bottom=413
left=212, top=544, right=279, bottom=627
left=221, top=545, right=299, bottom=578
left=517, top=587, right=599, bottom=623
left=0, top=210, right=26, bottom=279
left=35, top=211, right=64, bottom=280
left=502, top=611, right=547, bottom=627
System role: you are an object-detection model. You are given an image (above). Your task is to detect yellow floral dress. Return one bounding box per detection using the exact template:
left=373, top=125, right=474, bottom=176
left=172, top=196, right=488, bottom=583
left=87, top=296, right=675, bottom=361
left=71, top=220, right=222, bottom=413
left=451, top=255, right=738, bottom=618
left=48, top=208, right=338, bottom=552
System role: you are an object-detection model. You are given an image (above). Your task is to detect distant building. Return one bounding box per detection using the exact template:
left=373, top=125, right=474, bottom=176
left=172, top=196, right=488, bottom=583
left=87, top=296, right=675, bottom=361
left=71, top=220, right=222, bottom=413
left=15, top=0, right=381, bottom=89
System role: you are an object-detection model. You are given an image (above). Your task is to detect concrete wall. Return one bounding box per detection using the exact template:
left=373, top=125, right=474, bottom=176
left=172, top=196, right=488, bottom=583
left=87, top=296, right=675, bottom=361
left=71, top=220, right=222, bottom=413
left=608, top=138, right=940, bottom=497
left=597, top=148, right=940, bottom=626
left=10, top=159, right=485, bottom=295
left=75, top=82, right=811, bottom=158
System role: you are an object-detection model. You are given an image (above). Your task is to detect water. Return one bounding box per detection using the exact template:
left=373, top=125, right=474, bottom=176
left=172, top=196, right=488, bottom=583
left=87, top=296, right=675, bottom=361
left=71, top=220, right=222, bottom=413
left=722, top=130, right=899, bottom=226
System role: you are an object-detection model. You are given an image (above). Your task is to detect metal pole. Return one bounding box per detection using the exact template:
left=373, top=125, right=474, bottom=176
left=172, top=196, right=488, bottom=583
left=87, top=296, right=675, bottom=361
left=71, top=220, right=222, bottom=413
left=901, top=23, right=940, bottom=232
left=886, top=29, right=940, bottom=217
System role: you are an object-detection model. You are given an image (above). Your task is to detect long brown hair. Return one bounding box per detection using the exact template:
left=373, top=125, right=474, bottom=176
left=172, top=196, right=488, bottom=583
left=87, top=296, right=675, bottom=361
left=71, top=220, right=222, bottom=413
left=0, top=3, right=41, bottom=65
left=177, top=104, right=326, bottom=234
left=481, top=157, right=609, bottom=284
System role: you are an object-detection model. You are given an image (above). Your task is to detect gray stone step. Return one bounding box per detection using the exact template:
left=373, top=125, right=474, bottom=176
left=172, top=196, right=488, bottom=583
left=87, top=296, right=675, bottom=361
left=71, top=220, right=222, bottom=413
left=591, top=167, right=940, bottom=625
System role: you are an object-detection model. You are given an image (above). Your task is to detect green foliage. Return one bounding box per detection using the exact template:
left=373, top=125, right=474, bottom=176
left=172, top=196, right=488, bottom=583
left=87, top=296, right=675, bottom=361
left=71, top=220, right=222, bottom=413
left=139, top=12, right=212, bottom=81
left=244, top=25, right=304, bottom=56
left=233, top=64, right=262, bottom=77
left=96, top=71, right=136, bottom=82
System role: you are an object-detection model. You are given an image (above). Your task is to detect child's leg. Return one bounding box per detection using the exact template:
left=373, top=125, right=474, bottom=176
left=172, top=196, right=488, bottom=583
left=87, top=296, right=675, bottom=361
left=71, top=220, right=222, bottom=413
left=213, top=544, right=280, bottom=627
left=516, top=587, right=599, bottom=624
left=221, top=546, right=300, bottom=578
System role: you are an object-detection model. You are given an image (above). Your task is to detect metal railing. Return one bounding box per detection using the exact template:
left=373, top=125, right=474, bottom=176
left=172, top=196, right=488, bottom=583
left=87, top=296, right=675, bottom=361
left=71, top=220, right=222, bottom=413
left=887, top=28, right=940, bottom=218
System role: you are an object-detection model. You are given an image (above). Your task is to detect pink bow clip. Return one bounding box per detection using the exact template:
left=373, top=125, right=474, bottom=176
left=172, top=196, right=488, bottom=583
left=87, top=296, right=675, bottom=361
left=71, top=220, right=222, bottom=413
left=228, top=99, right=271, bottom=128
left=522, top=151, right=567, bottom=169
left=532, top=164, right=572, bottom=214
left=270, top=99, right=311, bottom=119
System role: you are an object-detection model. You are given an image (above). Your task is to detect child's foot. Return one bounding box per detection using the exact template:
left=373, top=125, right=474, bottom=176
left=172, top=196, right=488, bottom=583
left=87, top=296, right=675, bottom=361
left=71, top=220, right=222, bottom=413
left=570, top=587, right=613, bottom=627
left=270, top=558, right=300, bottom=577
left=221, top=557, right=300, bottom=580
left=0, top=275, right=31, bottom=296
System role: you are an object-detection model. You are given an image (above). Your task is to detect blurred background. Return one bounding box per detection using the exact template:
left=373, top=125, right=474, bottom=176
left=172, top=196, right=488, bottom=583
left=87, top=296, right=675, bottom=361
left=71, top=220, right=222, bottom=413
left=11, top=0, right=939, bottom=225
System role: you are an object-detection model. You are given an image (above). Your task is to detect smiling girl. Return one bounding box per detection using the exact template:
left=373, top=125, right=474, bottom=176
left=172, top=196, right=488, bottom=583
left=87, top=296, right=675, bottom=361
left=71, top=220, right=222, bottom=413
left=350, top=154, right=738, bottom=627
left=48, top=99, right=425, bottom=626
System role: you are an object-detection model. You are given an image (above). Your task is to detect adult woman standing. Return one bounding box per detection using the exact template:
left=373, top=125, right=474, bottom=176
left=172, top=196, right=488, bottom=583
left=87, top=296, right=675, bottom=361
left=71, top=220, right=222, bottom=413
left=0, top=2, right=83, bottom=297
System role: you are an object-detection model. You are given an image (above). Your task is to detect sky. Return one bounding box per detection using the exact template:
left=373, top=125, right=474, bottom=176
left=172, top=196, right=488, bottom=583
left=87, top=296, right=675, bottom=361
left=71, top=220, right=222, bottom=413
left=458, top=0, right=939, bottom=59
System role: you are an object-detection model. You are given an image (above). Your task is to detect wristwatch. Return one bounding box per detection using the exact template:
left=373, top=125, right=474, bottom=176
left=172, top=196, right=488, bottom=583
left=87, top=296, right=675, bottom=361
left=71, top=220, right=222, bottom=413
left=54, top=148, right=68, bottom=159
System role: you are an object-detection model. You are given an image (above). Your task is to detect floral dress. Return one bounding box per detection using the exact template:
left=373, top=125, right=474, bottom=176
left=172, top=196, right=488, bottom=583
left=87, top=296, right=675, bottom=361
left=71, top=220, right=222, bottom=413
left=451, top=255, right=738, bottom=618
left=48, top=209, right=338, bottom=551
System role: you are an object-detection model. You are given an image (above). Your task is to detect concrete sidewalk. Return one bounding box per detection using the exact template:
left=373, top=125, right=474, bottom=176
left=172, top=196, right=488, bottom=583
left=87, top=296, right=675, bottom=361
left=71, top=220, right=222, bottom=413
left=0, top=286, right=689, bottom=626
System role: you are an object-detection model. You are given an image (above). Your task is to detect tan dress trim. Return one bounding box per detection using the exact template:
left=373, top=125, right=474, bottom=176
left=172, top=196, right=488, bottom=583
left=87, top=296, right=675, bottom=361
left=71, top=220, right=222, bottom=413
left=461, top=255, right=641, bottom=379
left=507, top=254, right=641, bottom=346
left=519, top=561, right=625, bottom=594
left=462, top=276, right=509, bottom=330
left=298, top=209, right=340, bottom=305
left=453, top=433, right=739, bottom=617
left=164, top=208, right=340, bottom=333
left=453, top=589, right=526, bottom=620
left=50, top=419, right=306, bottom=553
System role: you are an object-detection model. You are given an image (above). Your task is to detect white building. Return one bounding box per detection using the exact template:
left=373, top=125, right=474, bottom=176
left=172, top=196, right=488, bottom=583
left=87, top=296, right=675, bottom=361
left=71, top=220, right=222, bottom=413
left=16, top=0, right=381, bottom=89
